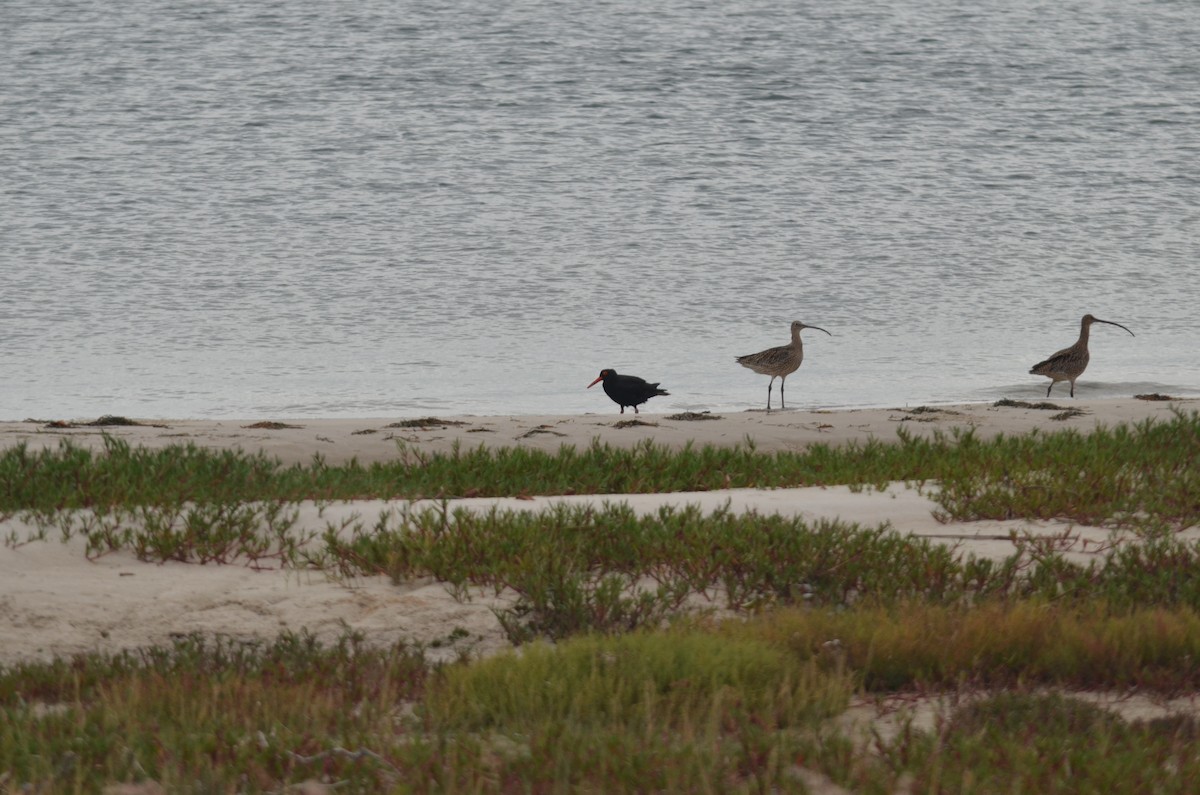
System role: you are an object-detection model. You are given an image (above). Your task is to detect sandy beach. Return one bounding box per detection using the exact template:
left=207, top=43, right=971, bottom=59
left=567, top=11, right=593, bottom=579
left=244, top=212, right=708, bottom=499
left=2, top=397, right=1196, bottom=667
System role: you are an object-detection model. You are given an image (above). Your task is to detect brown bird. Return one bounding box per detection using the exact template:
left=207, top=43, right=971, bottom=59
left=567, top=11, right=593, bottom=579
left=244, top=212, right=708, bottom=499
left=587, top=368, right=669, bottom=414
left=736, top=320, right=831, bottom=412
left=1029, top=314, right=1135, bottom=397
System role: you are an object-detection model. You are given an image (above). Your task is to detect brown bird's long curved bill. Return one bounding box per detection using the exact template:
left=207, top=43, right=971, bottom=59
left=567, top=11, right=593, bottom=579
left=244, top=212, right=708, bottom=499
left=1095, top=319, right=1135, bottom=336
left=807, top=325, right=833, bottom=336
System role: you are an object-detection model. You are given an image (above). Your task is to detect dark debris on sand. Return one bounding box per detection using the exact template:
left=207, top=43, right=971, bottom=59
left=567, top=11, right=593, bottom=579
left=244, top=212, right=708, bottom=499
left=518, top=425, right=566, bottom=439
left=892, top=406, right=963, bottom=422
left=386, top=417, right=469, bottom=429
left=41, top=415, right=169, bottom=429
left=613, top=419, right=659, bottom=429
left=993, top=399, right=1068, bottom=411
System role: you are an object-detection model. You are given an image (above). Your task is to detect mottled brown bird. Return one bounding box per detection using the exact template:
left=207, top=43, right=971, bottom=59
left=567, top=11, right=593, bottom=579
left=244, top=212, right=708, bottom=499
left=587, top=369, right=669, bottom=414
left=736, top=320, right=831, bottom=412
left=1029, top=314, right=1134, bottom=397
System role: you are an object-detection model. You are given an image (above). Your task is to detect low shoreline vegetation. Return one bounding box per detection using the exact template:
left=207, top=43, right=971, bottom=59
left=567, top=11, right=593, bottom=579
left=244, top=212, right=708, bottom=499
left=4, top=615, right=1200, bottom=793
left=314, top=501, right=1200, bottom=642
left=2, top=409, right=1198, bottom=531
left=3, top=411, right=1200, bottom=792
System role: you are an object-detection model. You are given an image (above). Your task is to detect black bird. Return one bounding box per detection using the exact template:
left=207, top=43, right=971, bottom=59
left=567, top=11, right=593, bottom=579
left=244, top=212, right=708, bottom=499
left=587, top=368, right=669, bottom=414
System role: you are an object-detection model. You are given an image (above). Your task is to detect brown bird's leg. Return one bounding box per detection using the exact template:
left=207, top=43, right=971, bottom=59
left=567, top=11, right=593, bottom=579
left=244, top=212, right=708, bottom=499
left=1046, top=383, right=1053, bottom=398
left=780, top=376, right=786, bottom=410
left=1070, top=381, right=1075, bottom=398
left=766, top=377, right=774, bottom=413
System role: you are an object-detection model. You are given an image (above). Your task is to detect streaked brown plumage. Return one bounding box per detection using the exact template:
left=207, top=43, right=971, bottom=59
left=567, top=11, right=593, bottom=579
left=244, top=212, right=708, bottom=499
left=735, top=320, right=831, bottom=412
left=1029, top=314, right=1134, bottom=397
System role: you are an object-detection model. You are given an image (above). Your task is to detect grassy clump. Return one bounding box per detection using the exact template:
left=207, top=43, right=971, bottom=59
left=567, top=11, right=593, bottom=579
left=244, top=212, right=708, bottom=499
left=0, top=435, right=288, bottom=511
left=423, top=630, right=852, bottom=731
left=0, top=632, right=429, bottom=792
left=899, top=693, right=1200, bottom=794
left=814, top=692, right=1200, bottom=793
left=732, top=601, right=1200, bottom=692
left=933, top=413, right=1200, bottom=530
left=418, top=631, right=855, bottom=793
left=8, top=499, right=310, bottom=565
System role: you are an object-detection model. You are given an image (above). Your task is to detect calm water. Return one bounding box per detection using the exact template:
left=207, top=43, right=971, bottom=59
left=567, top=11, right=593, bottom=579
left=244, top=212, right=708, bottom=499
left=3, top=0, right=1199, bottom=420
